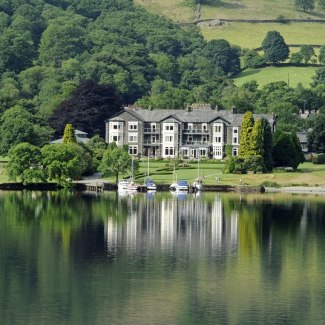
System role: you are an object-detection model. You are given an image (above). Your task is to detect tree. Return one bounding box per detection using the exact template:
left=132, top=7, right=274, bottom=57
left=319, top=0, right=325, bottom=9
left=239, top=111, right=255, bottom=157
left=98, top=144, right=132, bottom=183
left=7, top=142, right=46, bottom=184
left=86, top=135, right=107, bottom=170
left=262, top=31, right=289, bottom=64
left=63, top=124, right=76, bottom=144
left=260, top=118, right=273, bottom=171
left=295, top=0, right=315, bottom=11
left=41, top=143, right=90, bottom=186
left=49, top=80, right=123, bottom=138
left=272, top=131, right=304, bottom=169
left=251, top=119, right=264, bottom=156
left=319, top=45, right=325, bottom=65
left=203, top=39, right=240, bottom=75
left=311, top=67, right=325, bottom=87
left=0, top=105, right=51, bottom=155
left=307, top=113, right=325, bottom=153
left=299, top=45, right=315, bottom=63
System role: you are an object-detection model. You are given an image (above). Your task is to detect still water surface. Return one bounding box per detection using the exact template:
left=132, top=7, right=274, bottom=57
left=1, top=190, right=325, bottom=324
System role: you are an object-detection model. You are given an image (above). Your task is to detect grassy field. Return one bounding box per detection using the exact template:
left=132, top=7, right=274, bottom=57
left=134, top=0, right=195, bottom=23
left=199, top=0, right=325, bottom=20
left=232, top=66, right=316, bottom=88
left=104, top=160, right=325, bottom=187
left=135, top=0, right=325, bottom=22
left=201, top=22, right=325, bottom=49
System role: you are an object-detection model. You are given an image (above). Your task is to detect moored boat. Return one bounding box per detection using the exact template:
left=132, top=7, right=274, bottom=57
left=169, top=180, right=189, bottom=192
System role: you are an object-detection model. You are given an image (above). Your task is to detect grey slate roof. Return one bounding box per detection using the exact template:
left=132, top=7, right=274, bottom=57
left=121, top=107, right=275, bottom=127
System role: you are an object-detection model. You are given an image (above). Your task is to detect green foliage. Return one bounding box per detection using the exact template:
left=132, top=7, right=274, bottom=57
left=250, top=119, right=264, bottom=156
left=299, top=45, right=315, bottom=64
left=223, top=156, right=246, bottom=174
left=242, top=50, right=265, bottom=69
left=319, top=46, right=325, bottom=64
left=86, top=135, right=107, bottom=170
left=98, top=144, right=132, bottom=182
left=311, top=67, right=325, bottom=87
left=319, top=0, right=325, bottom=8
left=289, top=52, right=303, bottom=65
left=272, top=131, right=304, bottom=169
left=63, top=124, right=76, bottom=144
left=294, top=0, right=315, bottom=11
left=312, top=153, right=325, bottom=164
left=308, top=113, right=325, bottom=153
left=244, top=155, right=266, bottom=173
left=0, top=105, right=52, bottom=155
left=260, top=118, right=273, bottom=171
left=7, top=142, right=47, bottom=184
left=41, top=143, right=90, bottom=186
left=225, top=144, right=233, bottom=157
left=262, top=31, right=289, bottom=64
left=239, top=111, right=255, bottom=157
left=203, top=39, right=240, bottom=75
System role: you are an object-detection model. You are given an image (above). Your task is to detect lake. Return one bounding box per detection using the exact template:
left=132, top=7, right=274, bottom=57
left=1, top=190, right=325, bottom=325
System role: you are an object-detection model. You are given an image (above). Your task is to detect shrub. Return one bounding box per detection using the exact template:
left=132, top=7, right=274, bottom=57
left=244, top=155, right=266, bottom=173
left=312, top=153, right=325, bottom=164
left=260, top=181, right=280, bottom=188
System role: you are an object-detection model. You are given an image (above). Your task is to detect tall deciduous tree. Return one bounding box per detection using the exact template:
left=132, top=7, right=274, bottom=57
left=7, top=142, right=47, bottom=184
left=262, top=31, right=289, bottom=64
left=299, top=45, right=315, bottom=63
left=295, top=0, right=315, bottom=11
left=98, top=143, right=132, bottom=183
left=41, top=143, right=90, bottom=186
left=49, top=80, right=123, bottom=138
left=63, top=124, right=76, bottom=144
left=239, top=111, right=255, bottom=157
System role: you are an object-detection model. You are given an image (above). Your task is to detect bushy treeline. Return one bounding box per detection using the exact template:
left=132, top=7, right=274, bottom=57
left=0, top=0, right=324, bottom=157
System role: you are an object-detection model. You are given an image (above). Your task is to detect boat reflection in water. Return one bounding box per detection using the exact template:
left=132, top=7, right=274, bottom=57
left=105, top=193, right=239, bottom=255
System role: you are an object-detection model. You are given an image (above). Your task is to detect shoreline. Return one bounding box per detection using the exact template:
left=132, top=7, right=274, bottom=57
left=265, top=186, right=325, bottom=194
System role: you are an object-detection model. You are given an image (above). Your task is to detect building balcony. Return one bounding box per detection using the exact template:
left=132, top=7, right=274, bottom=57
left=143, top=140, right=160, bottom=145
left=182, top=129, right=209, bottom=134
left=181, top=141, right=210, bottom=146
left=143, top=128, right=160, bottom=134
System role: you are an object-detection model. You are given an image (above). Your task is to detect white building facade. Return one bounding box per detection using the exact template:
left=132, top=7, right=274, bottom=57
left=105, top=105, right=276, bottom=159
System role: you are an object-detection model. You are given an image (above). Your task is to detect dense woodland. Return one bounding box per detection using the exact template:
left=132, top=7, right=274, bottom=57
left=0, top=0, right=324, bottom=165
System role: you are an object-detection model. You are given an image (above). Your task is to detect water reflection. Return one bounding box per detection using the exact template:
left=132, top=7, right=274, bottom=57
left=1, top=191, right=325, bottom=325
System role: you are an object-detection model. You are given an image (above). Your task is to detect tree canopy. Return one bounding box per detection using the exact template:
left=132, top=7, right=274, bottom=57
left=262, top=31, right=289, bottom=64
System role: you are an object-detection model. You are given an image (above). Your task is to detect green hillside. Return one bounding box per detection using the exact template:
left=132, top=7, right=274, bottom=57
left=232, top=66, right=316, bottom=88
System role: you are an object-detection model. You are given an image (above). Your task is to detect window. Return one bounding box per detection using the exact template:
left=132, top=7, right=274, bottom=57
left=233, top=148, right=238, bottom=156
left=164, top=147, right=174, bottom=155
left=200, top=149, right=206, bottom=156
left=129, top=146, right=138, bottom=155
left=234, top=128, right=238, bottom=134
left=111, top=122, right=121, bottom=130
left=233, top=138, right=238, bottom=144
left=128, top=122, right=138, bottom=130
left=128, top=133, right=138, bottom=142
left=165, top=135, right=173, bottom=142
left=215, top=124, right=222, bottom=133
left=213, top=146, right=223, bottom=158
left=215, top=136, right=222, bottom=143
left=165, top=124, right=174, bottom=131
left=202, top=123, right=207, bottom=131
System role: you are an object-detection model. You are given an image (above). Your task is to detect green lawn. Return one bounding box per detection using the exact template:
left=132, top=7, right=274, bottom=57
left=104, top=160, right=325, bottom=187
left=232, top=66, right=317, bottom=88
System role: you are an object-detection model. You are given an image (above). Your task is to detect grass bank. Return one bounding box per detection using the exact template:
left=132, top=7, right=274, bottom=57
left=106, top=160, right=325, bottom=188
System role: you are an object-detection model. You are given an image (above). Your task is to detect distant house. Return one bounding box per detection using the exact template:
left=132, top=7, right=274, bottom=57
left=50, top=129, right=90, bottom=144
left=296, top=131, right=308, bottom=154
left=105, top=105, right=276, bottom=160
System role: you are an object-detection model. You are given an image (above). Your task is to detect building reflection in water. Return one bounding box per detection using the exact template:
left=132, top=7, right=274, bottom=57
left=105, top=193, right=241, bottom=257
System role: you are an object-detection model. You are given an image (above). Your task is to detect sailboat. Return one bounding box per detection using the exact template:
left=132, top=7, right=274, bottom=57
left=127, top=155, right=139, bottom=192
left=145, top=156, right=157, bottom=191
left=169, top=163, right=188, bottom=192
left=192, top=151, right=203, bottom=192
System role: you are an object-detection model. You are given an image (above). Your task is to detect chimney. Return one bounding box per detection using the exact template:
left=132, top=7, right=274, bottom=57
left=186, top=104, right=192, bottom=112
left=148, top=105, right=152, bottom=110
